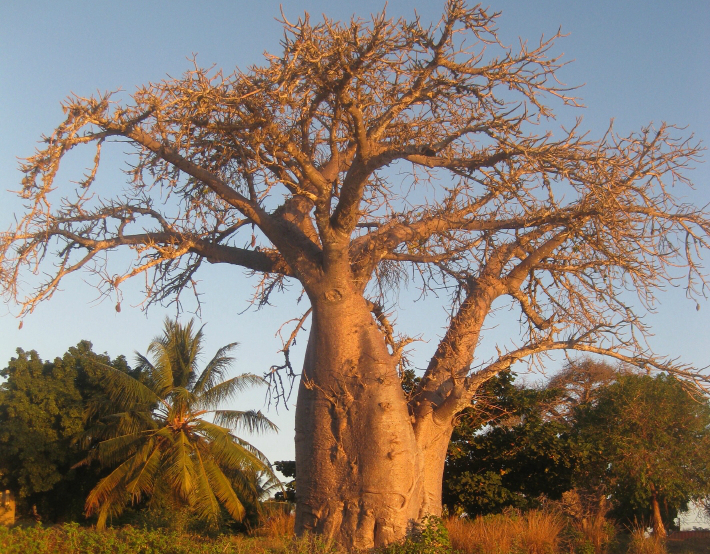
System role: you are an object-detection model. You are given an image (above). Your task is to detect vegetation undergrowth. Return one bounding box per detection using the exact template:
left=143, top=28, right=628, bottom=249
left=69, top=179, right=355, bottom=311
left=627, top=523, right=667, bottom=554
left=377, top=515, right=453, bottom=554
left=0, top=520, right=340, bottom=554
left=1, top=511, right=706, bottom=554
left=446, top=509, right=564, bottom=554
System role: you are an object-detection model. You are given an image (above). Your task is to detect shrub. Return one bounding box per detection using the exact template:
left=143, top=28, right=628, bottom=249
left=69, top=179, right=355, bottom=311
left=378, top=515, right=453, bottom=554
left=557, top=489, right=616, bottom=554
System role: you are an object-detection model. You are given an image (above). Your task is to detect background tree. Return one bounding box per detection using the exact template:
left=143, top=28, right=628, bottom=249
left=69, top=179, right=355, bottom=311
left=443, top=371, right=576, bottom=516
left=0, top=342, right=130, bottom=521
left=273, top=460, right=296, bottom=504
left=80, top=318, right=279, bottom=528
left=544, top=358, right=620, bottom=420
left=1, top=0, right=709, bottom=548
left=573, top=373, right=710, bottom=537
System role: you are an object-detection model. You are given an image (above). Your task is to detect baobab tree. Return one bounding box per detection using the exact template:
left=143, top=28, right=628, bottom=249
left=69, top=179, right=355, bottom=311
left=1, top=1, right=709, bottom=549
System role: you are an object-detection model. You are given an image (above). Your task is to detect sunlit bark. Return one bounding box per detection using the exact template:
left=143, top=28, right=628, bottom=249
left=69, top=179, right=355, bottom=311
left=2, top=0, right=709, bottom=548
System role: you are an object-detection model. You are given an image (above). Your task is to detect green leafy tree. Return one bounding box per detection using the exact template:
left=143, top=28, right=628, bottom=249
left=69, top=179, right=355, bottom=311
left=0, top=341, right=130, bottom=521
left=80, top=318, right=280, bottom=528
left=273, top=460, right=296, bottom=503
left=573, top=373, right=710, bottom=537
left=443, top=371, right=576, bottom=516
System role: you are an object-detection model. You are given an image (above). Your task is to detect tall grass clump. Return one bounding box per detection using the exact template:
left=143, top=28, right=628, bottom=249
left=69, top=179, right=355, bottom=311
left=520, top=509, right=565, bottom=554
left=447, top=513, right=517, bottom=554
left=628, top=523, right=667, bottom=554
left=445, top=509, right=563, bottom=554
left=253, top=511, right=295, bottom=540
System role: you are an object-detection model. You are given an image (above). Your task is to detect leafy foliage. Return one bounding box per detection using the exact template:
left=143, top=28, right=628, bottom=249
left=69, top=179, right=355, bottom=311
left=377, top=516, right=453, bottom=554
left=80, top=318, right=280, bottom=528
left=573, top=373, right=710, bottom=533
left=445, top=364, right=710, bottom=538
left=0, top=341, right=130, bottom=520
left=0, top=522, right=341, bottom=554
left=273, top=461, right=296, bottom=503
left=443, top=371, right=576, bottom=516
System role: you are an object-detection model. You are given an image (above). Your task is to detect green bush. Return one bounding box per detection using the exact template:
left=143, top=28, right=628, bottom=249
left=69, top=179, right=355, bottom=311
left=378, top=515, right=453, bottom=554
left=0, top=524, right=244, bottom=554
left=0, top=523, right=346, bottom=554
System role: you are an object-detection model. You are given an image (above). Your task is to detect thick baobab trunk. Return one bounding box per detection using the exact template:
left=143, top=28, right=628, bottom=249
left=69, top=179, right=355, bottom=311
left=294, top=291, right=453, bottom=550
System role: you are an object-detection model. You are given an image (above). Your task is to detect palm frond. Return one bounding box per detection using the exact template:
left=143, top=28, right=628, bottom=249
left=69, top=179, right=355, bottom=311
left=95, top=492, right=130, bottom=530
left=161, top=430, right=197, bottom=502
left=77, top=409, right=158, bottom=452
left=191, top=445, right=222, bottom=523
left=90, top=441, right=158, bottom=528
left=192, top=342, right=239, bottom=395
left=233, top=436, right=276, bottom=467
left=95, top=362, right=163, bottom=411
left=124, top=445, right=162, bottom=503
left=195, top=420, right=273, bottom=473
left=202, top=455, right=247, bottom=522
left=134, top=352, right=173, bottom=400
left=213, top=409, right=279, bottom=434
left=132, top=352, right=154, bottom=376
left=85, top=456, right=135, bottom=518
left=149, top=317, right=205, bottom=389
left=93, top=430, right=154, bottom=468
left=198, top=374, right=266, bottom=409
left=167, top=386, right=198, bottom=412
left=256, top=470, right=285, bottom=500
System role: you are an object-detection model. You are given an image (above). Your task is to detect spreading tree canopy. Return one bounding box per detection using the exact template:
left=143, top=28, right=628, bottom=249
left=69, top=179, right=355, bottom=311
left=1, top=1, right=709, bottom=548
left=0, top=342, right=130, bottom=520
left=443, top=371, right=576, bottom=517
left=574, top=373, right=710, bottom=538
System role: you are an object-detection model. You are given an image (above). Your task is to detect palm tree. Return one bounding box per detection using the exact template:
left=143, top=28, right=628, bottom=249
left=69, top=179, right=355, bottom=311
left=79, top=318, right=279, bottom=528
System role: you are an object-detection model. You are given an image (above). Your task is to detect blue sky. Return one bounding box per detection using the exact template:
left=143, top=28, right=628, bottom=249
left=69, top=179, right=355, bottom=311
left=1, top=1, right=709, bottom=465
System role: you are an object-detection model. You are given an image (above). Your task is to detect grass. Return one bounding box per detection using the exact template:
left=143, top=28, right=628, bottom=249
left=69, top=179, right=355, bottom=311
left=0, top=521, right=340, bottom=554
left=445, top=510, right=707, bottom=554
left=445, top=509, right=564, bottom=554
left=0, top=511, right=707, bottom=554
left=626, top=524, right=667, bottom=554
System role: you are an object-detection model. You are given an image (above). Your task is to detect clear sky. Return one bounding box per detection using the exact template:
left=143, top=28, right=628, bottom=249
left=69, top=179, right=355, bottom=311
left=1, top=0, right=709, bottom=467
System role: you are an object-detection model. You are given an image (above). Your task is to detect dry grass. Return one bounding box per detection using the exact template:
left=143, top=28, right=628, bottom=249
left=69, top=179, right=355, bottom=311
left=570, top=511, right=616, bottom=554
left=520, top=509, right=565, bottom=554
left=446, top=509, right=564, bottom=554
left=628, top=524, right=667, bottom=554
left=253, top=512, right=296, bottom=539
left=447, top=513, right=517, bottom=554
